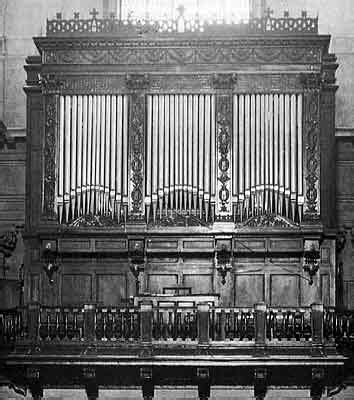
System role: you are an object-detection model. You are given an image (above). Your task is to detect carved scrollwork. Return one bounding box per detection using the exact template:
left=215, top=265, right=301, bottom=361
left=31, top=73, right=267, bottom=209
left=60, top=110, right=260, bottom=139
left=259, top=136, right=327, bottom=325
left=237, top=214, right=299, bottom=228
left=126, top=74, right=150, bottom=91
left=300, top=73, right=323, bottom=90
left=211, top=73, right=237, bottom=89
left=40, top=73, right=62, bottom=95
left=304, top=90, right=320, bottom=221
left=130, top=94, right=145, bottom=215
left=69, top=214, right=124, bottom=228
left=147, top=211, right=210, bottom=228
left=216, top=95, right=232, bottom=217
left=43, top=95, right=57, bottom=220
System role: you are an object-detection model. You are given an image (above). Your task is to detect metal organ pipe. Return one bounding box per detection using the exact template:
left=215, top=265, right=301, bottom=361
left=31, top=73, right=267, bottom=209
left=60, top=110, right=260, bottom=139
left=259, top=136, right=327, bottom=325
left=56, top=95, right=129, bottom=224
left=145, top=94, right=216, bottom=223
left=233, top=93, right=304, bottom=223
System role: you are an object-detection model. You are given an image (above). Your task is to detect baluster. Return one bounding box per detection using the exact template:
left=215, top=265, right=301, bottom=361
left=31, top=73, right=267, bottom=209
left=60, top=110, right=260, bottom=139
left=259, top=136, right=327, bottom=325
left=129, top=309, right=134, bottom=340
left=185, top=312, right=191, bottom=341
left=167, top=311, right=173, bottom=340
left=134, top=309, right=140, bottom=340
left=111, top=308, right=117, bottom=341
left=63, top=308, right=69, bottom=340
left=247, top=311, right=255, bottom=340
left=118, top=309, right=124, bottom=340
left=72, top=308, right=79, bottom=340
left=55, top=307, right=61, bottom=340
left=101, top=308, right=108, bottom=341
left=176, top=309, right=182, bottom=340
left=225, top=309, right=231, bottom=340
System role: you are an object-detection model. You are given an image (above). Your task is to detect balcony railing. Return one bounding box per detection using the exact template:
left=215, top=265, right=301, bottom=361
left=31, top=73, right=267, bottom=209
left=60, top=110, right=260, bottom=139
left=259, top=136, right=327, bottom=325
left=1, top=303, right=353, bottom=348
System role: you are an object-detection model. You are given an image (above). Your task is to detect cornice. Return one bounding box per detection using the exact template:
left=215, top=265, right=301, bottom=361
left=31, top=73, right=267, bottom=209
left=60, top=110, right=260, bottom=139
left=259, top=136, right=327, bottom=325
left=34, top=35, right=332, bottom=54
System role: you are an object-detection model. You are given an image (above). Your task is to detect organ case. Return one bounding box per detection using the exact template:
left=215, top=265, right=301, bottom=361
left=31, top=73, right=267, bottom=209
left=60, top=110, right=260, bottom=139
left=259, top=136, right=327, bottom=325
left=24, top=11, right=338, bottom=309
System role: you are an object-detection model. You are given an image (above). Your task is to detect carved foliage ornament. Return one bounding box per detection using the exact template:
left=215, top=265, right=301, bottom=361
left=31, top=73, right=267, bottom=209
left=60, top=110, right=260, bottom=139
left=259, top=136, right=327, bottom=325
left=304, top=90, right=320, bottom=220
left=212, top=73, right=237, bottom=89
left=216, top=95, right=232, bottom=216
left=130, top=94, right=145, bottom=216
left=40, top=73, right=62, bottom=94
left=43, top=96, right=57, bottom=220
left=125, top=74, right=150, bottom=91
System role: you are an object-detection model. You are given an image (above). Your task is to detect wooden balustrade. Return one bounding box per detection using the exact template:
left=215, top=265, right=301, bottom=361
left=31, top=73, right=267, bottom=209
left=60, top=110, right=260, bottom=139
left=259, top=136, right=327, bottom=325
left=1, top=304, right=353, bottom=347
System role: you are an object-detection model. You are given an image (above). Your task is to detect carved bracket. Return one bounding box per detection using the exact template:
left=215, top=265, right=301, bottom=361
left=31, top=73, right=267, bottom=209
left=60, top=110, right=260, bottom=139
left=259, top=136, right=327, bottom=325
left=197, top=368, right=211, bottom=400
left=126, top=74, right=150, bottom=91
left=211, top=73, right=237, bottom=89
left=311, top=368, right=325, bottom=400
left=83, top=368, right=98, bottom=400
left=254, top=368, right=268, bottom=400
left=140, top=367, right=154, bottom=400
left=26, top=367, right=43, bottom=400
left=40, top=73, right=62, bottom=95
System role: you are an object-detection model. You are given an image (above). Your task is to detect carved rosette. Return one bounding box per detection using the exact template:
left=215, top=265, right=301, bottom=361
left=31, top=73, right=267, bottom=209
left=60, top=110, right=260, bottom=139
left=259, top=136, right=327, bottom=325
left=216, top=95, right=232, bottom=217
left=304, top=88, right=321, bottom=222
left=43, top=95, right=58, bottom=220
left=129, top=93, right=145, bottom=217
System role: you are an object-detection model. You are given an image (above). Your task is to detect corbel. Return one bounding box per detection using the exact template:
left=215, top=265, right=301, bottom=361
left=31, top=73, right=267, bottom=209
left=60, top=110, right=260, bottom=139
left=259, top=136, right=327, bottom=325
left=197, top=368, right=211, bottom=400
left=26, top=367, right=43, bottom=400
left=140, top=367, right=154, bottom=400
left=83, top=367, right=99, bottom=400
left=129, top=239, right=145, bottom=295
left=41, top=240, right=59, bottom=284
left=311, top=368, right=325, bottom=400
left=254, top=368, right=267, bottom=400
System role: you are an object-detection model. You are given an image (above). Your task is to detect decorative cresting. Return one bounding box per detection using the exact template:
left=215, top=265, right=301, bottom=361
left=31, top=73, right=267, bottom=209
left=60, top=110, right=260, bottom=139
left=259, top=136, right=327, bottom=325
left=41, top=73, right=62, bottom=221
left=302, top=74, right=321, bottom=221
left=145, top=94, right=216, bottom=223
left=216, top=95, right=232, bottom=219
left=46, top=9, right=318, bottom=36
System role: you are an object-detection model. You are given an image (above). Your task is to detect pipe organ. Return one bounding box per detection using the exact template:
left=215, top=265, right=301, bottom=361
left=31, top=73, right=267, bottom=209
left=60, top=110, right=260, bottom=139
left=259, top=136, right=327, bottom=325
left=57, top=95, right=129, bottom=224
left=25, top=9, right=338, bottom=316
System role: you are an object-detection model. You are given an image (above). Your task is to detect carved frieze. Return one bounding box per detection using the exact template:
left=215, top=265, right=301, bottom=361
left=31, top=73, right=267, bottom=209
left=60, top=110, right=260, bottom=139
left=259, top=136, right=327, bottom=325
left=60, top=76, right=124, bottom=93
left=147, top=212, right=210, bottom=228
left=130, top=94, right=145, bottom=216
left=43, top=95, right=57, bottom=220
left=42, top=45, right=321, bottom=66
left=69, top=214, right=124, bottom=228
left=216, top=95, right=232, bottom=217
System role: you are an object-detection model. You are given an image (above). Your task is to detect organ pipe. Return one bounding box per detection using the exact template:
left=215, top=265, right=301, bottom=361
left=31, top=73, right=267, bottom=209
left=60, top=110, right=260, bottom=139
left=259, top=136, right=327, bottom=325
left=233, top=93, right=304, bottom=222
left=145, top=94, right=216, bottom=223
left=56, top=95, right=129, bottom=224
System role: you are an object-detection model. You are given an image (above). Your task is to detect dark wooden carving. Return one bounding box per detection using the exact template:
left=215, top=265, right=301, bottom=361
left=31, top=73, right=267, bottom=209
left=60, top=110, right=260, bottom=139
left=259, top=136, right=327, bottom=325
left=43, top=95, right=57, bottom=220
left=304, top=89, right=321, bottom=221
left=130, top=93, right=145, bottom=217
left=216, top=95, right=232, bottom=217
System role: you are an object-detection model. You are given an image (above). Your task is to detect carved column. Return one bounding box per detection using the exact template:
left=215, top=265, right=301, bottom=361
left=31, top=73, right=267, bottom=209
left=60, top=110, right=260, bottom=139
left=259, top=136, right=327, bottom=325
left=302, top=74, right=321, bottom=223
left=41, top=73, right=62, bottom=222
left=127, top=74, right=150, bottom=221
left=213, top=74, right=237, bottom=221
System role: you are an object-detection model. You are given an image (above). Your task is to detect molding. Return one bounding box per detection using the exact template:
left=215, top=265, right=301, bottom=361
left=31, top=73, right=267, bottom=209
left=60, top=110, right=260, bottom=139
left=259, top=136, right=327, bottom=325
left=336, top=127, right=354, bottom=138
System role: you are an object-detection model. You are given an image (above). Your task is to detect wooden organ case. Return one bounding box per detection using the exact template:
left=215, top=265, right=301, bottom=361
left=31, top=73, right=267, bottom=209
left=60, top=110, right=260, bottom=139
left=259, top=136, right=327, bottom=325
left=24, top=10, right=339, bottom=312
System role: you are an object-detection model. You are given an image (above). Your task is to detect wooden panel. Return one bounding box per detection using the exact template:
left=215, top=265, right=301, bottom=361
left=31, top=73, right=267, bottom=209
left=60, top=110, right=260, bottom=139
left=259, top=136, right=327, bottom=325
left=234, top=239, right=266, bottom=253
left=183, top=240, right=214, bottom=250
left=320, top=247, right=330, bottom=264
left=0, top=280, right=20, bottom=309
left=147, top=274, right=178, bottom=294
left=147, top=240, right=178, bottom=250
left=234, top=274, right=264, bottom=307
left=270, top=275, right=299, bottom=307
left=269, top=239, right=303, bottom=252
left=62, top=274, right=91, bottom=305
left=30, top=274, right=40, bottom=302
left=182, top=274, right=213, bottom=294
left=96, top=274, right=127, bottom=305
left=321, top=274, right=330, bottom=306
left=94, top=240, right=127, bottom=251
left=59, top=239, right=91, bottom=252
left=345, top=281, right=354, bottom=310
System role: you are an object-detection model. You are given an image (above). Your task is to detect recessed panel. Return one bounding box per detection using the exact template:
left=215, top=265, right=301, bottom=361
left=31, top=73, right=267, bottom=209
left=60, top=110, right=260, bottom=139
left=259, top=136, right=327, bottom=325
left=271, top=275, right=299, bottom=307
left=147, top=274, right=178, bottom=294
left=62, top=274, right=91, bottom=305
left=321, top=274, right=330, bottom=306
left=182, top=274, right=213, bottom=294
left=234, top=274, right=264, bottom=307
left=96, top=274, right=127, bottom=306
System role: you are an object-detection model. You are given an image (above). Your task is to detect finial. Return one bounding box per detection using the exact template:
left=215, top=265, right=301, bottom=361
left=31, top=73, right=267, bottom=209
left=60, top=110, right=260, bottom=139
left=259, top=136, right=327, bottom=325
left=90, top=8, right=99, bottom=19
left=74, top=12, right=80, bottom=20
left=177, top=4, right=185, bottom=18
left=265, top=7, right=274, bottom=18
